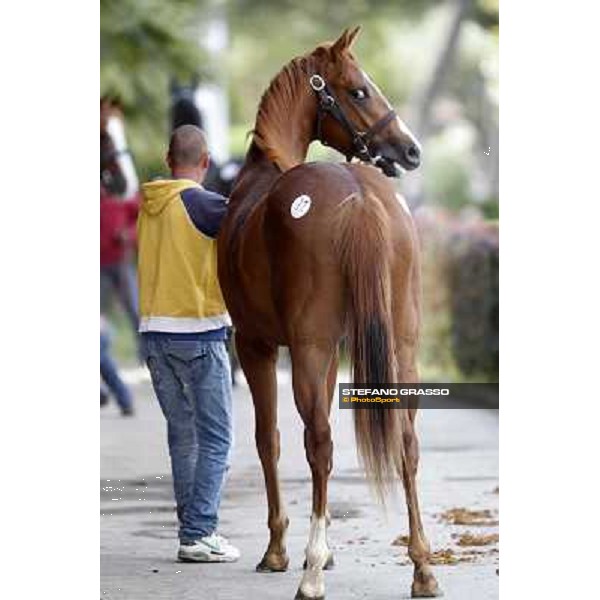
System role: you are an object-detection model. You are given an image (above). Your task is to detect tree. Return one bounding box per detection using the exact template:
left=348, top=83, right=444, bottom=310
left=101, top=0, right=209, bottom=173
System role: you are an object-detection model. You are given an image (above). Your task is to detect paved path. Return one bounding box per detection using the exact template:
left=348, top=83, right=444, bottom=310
left=101, top=366, right=499, bottom=600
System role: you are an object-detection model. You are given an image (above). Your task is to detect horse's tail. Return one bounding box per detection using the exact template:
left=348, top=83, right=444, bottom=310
left=333, top=191, right=405, bottom=501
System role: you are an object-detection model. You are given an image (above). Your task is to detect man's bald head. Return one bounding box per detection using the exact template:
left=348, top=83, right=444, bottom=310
left=168, top=125, right=208, bottom=168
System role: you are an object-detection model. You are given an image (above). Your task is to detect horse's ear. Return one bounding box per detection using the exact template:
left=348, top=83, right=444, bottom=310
left=331, top=28, right=351, bottom=56
left=331, top=26, right=362, bottom=59
left=347, top=25, right=362, bottom=49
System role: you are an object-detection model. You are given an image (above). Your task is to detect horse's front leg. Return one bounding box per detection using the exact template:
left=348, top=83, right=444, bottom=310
left=236, top=335, right=290, bottom=572
left=291, top=342, right=335, bottom=600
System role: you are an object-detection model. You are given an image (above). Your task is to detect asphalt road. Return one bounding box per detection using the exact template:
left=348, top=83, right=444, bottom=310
left=101, top=365, right=499, bottom=600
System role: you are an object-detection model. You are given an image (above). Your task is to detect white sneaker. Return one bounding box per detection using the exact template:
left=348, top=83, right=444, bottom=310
left=178, top=533, right=241, bottom=563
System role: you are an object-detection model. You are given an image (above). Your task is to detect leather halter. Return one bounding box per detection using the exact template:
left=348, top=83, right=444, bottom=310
left=309, top=73, right=397, bottom=165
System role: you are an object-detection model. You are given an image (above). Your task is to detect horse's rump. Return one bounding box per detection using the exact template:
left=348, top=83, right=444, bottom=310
left=257, top=161, right=416, bottom=330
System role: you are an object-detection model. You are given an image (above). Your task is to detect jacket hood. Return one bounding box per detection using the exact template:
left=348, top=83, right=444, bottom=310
left=141, top=179, right=200, bottom=216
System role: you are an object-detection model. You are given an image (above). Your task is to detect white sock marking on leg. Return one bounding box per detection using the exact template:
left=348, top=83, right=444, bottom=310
left=299, top=514, right=329, bottom=598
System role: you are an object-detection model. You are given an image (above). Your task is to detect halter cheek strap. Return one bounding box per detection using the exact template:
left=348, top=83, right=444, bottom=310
left=309, top=73, right=397, bottom=165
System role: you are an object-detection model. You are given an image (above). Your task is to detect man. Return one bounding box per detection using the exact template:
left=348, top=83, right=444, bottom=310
left=100, top=185, right=141, bottom=358
left=137, top=125, right=239, bottom=563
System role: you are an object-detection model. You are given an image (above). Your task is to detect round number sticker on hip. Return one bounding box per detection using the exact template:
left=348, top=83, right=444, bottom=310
left=290, top=195, right=312, bottom=219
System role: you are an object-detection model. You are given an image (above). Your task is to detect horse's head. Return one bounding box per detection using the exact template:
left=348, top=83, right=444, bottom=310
left=100, top=97, right=128, bottom=195
left=310, top=27, right=421, bottom=177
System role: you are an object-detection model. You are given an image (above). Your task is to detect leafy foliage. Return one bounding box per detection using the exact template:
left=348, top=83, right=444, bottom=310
left=416, top=211, right=498, bottom=382
left=101, top=0, right=208, bottom=171
left=101, top=0, right=204, bottom=106
left=447, top=223, right=499, bottom=381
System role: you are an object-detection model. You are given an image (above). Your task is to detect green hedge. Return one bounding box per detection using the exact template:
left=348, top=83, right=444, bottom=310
left=447, top=223, right=499, bottom=381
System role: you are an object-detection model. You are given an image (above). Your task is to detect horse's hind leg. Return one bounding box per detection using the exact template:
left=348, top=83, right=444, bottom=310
left=391, top=251, right=441, bottom=597
left=290, top=341, right=335, bottom=600
left=236, top=334, right=290, bottom=572
left=324, top=348, right=338, bottom=569
left=301, top=348, right=338, bottom=571
left=396, top=343, right=441, bottom=597
left=401, top=409, right=441, bottom=597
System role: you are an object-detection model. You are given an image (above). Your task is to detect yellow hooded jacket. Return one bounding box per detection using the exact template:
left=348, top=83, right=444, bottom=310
left=137, top=178, right=231, bottom=333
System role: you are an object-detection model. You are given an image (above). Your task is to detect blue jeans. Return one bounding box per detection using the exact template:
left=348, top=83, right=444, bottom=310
left=100, top=330, right=133, bottom=412
left=141, top=335, right=233, bottom=541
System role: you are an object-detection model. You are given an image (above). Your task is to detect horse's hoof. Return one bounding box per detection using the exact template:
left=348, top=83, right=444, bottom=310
left=302, top=552, right=334, bottom=570
left=294, top=590, right=324, bottom=600
left=411, top=575, right=443, bottom=598
left=256, top=553, right=289, bottom=572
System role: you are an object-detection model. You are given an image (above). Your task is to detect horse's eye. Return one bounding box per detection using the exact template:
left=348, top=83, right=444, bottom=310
left=350, top=88, right=368, bottom=101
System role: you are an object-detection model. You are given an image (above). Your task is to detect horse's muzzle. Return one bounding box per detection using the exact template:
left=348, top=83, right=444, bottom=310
left=401, top=142, right=421, bottom=169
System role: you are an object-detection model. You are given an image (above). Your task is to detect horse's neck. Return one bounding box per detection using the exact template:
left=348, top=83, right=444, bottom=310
left=231, top=103, right=316, bottom=204
left=249, top=58, right=318, bottom=170
left=230, top=57, right=320, bottom=206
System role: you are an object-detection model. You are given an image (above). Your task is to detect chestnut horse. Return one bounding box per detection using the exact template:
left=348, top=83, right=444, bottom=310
left=218, top=28, right=441, bottom=599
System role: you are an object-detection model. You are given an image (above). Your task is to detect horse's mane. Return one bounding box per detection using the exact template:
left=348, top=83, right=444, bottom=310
left=252, top=52, right=319, bottom=171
